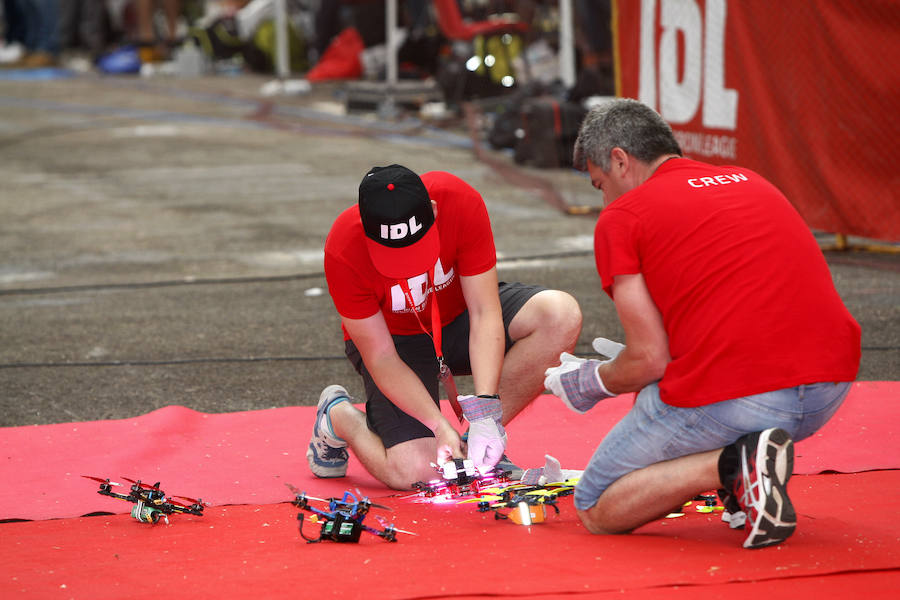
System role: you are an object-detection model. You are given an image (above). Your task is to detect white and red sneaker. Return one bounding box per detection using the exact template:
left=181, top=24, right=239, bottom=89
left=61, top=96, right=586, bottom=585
left=729, top=428, right=796, bottom=549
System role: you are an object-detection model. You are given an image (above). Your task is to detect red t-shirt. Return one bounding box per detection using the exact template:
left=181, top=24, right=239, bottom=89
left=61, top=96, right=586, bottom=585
left=325, top=171, right=497, bottom=338
left=594, top=158, right=860, bottom=407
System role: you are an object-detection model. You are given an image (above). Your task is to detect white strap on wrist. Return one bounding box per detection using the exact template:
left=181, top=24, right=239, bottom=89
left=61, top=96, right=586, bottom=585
left=592, top=365, right=614, bottom=397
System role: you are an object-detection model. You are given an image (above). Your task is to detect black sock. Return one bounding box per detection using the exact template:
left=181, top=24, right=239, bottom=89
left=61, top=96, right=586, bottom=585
left=718, top=443, right=740, bottom=489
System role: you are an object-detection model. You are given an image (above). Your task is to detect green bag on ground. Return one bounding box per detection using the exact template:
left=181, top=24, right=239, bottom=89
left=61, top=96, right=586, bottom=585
left=191, top=17, right=307, bottom=74
left=244, top=20, right=307, bottom=73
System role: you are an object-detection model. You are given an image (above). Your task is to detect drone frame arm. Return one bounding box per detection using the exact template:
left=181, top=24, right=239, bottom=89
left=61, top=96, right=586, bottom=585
left=363, top=524, right=397, bottom=542
left=98, top=489, right=139, bottom=503
left=167, top=503, right=204, bottom=516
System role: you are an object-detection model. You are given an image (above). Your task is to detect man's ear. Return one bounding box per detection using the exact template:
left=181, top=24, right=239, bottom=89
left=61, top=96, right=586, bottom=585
left=431, top=199, right=437, bottom=218
left=610, top=147, right=628, bottom=172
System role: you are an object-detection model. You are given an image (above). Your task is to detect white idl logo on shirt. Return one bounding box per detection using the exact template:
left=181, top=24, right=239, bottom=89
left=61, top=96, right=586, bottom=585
left=390, top=258, right=454, bottom=312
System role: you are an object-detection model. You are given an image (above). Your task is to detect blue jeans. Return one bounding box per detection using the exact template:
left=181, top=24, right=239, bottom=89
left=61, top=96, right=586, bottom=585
left=12, top=0, right=59, bottom=54
left=573, top=381, right=852, bottom=510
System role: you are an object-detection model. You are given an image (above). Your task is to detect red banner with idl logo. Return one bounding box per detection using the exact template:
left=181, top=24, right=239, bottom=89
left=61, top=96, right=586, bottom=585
left=613, top=0, right=899, bottom=241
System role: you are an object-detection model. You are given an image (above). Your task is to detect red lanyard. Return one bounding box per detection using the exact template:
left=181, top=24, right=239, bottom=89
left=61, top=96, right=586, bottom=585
left=398, top=271, right=464, bottom=423
left=398, top=271, right=442, bottom=363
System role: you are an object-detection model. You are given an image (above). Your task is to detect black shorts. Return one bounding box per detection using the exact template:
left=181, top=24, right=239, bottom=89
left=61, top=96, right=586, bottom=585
left=345, top=282, right=545, bottom=448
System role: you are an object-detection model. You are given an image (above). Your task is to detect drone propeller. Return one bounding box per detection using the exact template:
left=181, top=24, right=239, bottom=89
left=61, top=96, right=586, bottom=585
left=171, top=495, right=207, bottom=506
left=398, top=490, right=428, bottom=500
left=523, top=489, right=557, bottom=497
left=501, top=484, right=537, bottom=493
left=354, top=488, right=392, bottom=512
left=168, top=496, right=207, bottom=510
left=538, top=478, right=579, bottom=489
left=284, top=484, right=328, bottom=504
left=478, top=485, right=515, bottom=495
left=458, top=495, right=503, bottom=504
left=82, top=475, right=122, bottom=486
left=121, top=477, right=159, bottom=490
left=298, top=494, right=329, bottom=505
left=375, top=515, right=417, bottom=536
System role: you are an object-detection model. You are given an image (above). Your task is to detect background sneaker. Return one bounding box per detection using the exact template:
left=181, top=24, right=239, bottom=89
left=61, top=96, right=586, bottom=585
left=495, top=454, right=524, bottom=480
left=717, top=488, right=747, bottom=529
left=731, top=428, right=796, bottom=549
left=306, top=385, right=350, bottom=478
left=0, top=42, right=24, bottom=64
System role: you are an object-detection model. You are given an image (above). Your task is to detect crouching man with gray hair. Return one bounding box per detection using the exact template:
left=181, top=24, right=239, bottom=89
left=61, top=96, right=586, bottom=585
left=544, top=99, right=860, bottom=548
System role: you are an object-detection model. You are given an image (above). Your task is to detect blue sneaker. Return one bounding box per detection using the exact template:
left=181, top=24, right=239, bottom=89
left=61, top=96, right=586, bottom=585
left=306, top=385, right=351, bottom=478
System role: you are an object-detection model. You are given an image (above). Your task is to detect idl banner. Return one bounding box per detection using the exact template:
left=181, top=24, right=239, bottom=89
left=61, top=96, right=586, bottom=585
left=613, top=0, right=899, bottom=241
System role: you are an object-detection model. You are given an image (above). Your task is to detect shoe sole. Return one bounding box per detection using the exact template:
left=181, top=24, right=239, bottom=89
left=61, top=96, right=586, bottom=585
left=306, top=444, right=348, bottom=478
left=306, top=385, right=350, bottom=478
left=743, top=428, right=796, bottom=549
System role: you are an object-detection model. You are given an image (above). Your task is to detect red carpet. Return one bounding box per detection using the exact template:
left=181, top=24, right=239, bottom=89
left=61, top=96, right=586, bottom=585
left=0, top=382, right=896, bottom=521
left=1, top=382, right=898, bottom=599
left=3, top=471, right=898, bottom=599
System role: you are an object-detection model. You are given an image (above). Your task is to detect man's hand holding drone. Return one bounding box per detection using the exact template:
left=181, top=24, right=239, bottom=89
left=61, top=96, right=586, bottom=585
left=432, top=418, right=465, bottom=467
left=544, top=337, right=625, bottom=414
left=457, top=394, right=506, bottom=471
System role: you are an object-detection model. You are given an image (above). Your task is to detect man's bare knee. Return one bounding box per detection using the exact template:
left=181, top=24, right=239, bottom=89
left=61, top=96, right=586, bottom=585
left=381, top=440, right=438, bottom=489
left=560, top=294, right=583, bottom=348
left=513, top=290, right=582, bottom=349
left=538, top=290, right=583, bottom=347
left=576, top=506, right=633, bottom=536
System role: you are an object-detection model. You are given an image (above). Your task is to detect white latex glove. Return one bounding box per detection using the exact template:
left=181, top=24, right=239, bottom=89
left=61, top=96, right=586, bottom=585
left=544, top=352, right=616, bottom=414
left=457, top=394, right=507, bottom=472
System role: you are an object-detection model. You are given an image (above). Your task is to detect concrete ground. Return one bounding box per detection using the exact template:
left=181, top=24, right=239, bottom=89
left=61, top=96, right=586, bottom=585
left=1, top=72, right=897, bottom=427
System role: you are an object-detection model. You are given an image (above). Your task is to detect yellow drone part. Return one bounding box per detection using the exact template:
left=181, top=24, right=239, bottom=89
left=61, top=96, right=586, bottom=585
left=523, top=489, right=556, bottom=498
left=458, top=495, right=503, bottom=504
left=501, top=484, right=531, bottom=492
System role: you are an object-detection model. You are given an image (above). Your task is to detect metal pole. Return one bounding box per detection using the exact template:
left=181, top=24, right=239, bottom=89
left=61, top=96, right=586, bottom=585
left=559, top=0, right=576, bottom=88
left=274, top=0, right=290, bottom=79
left=379, top=0, right=398, bottom=118
left=386, top=0, right=398, bottom=88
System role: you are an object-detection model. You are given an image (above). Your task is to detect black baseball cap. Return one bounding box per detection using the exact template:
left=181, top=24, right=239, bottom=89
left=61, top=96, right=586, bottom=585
left=358, top=165, right=440, bottom=278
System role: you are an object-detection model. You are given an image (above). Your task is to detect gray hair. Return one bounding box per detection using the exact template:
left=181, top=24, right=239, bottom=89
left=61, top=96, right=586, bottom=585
left=573, top=98, right=682, bottom=171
